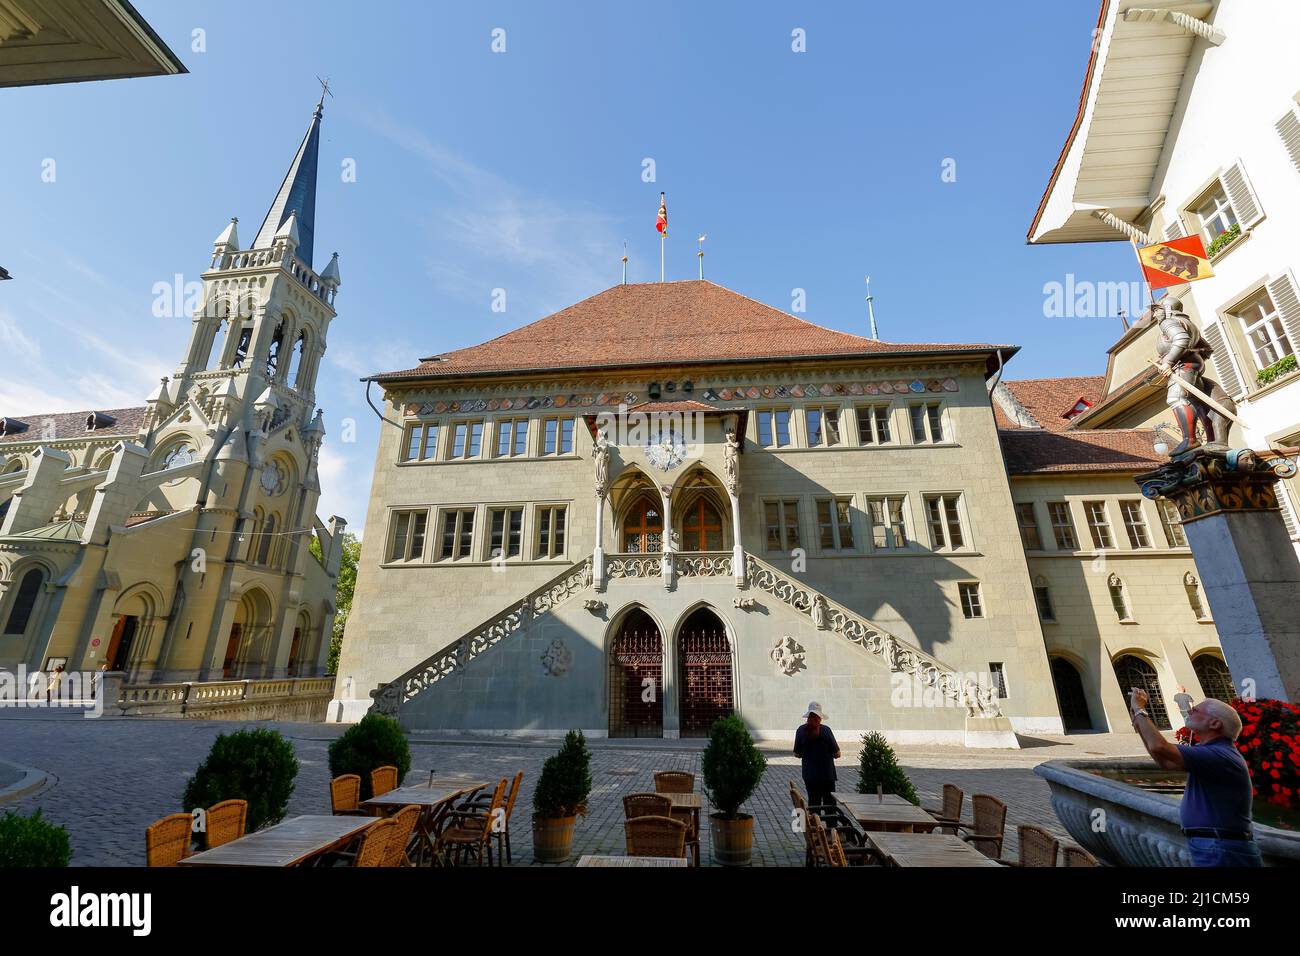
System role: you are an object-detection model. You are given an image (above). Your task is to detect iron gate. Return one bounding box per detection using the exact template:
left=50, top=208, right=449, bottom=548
left=1112, top=655, right=1171, bottom=729
left=678, top=625, right=734, bottom=738
left=609, top=624, right=663, bottom=738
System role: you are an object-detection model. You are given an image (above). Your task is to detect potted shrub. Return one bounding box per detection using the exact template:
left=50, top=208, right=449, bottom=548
left=856, top=731, right=919, bottom=804
left=182, top=728, right=299, bottom=833
left=531, top=729, right=592, bottom=863
left=0, top=809, right=71, bottom=866
left=327, top=713, right=412, bottom=800
left=701, top=714, right=767, bottom=866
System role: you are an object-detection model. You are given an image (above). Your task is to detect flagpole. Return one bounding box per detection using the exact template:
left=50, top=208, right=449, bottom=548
left=865, top=275, right=879, bottom=339
left=622, top=241, right=628, bottom=285
left=697, top=234, right=706, bottom=280
left=1130, top=238, right=1155, bottom=308
left=660, top=230, right=665, bottom=283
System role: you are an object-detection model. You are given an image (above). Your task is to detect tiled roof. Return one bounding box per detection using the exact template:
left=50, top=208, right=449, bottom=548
left=0, top=406, right=146, bottom=446
left=1000, top=428, right=1162, bottom=475
left=373, top=281, right=1014, bottom=382
left=996, top=376, right=1106, bottom=431
left=1066, top=367, right=1160, bottom=429
left=624, top=400, right=732, bottom=414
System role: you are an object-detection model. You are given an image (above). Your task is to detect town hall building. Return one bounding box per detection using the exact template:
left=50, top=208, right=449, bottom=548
left=335, top=281, right=1231, bottom=742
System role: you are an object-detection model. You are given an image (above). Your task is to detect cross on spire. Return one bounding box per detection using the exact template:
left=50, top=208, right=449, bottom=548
left=315, top=75, right=333, bottom=117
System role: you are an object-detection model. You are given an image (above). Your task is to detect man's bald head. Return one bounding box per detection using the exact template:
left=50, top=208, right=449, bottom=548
left=1197, top=698, right=1243, bottom=740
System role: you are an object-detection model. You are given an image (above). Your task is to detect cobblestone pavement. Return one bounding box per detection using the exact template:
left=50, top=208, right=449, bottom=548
left=0, top=711, right=1150, bottom=866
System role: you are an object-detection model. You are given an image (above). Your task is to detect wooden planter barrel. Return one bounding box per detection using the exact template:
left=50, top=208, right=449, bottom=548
left=532, top=814, right=577, bottom=863
left=710, top=813, right=754, bottom=866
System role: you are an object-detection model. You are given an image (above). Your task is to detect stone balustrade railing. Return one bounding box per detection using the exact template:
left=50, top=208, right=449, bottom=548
left=117, top=676, right=334, bottom=721
left=209, top=242, right=334, bottom=305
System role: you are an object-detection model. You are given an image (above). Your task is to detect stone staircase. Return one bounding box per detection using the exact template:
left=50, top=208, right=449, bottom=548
left=368, top=550, right=1001, bottom=722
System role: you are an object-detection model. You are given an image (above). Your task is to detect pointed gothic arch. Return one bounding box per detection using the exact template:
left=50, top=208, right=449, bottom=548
left=673, top=603, right=735, bottom=737
left=607, top=604, right=665, bottom=738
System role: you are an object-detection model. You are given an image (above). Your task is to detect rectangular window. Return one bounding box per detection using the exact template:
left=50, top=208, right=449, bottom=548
left=958, top=582, right=983, bottom=619
left=403, top=423, right=439, bottom=461
left=1047, top=502, right=1078, bottom=550
left=388, top=510, right=428, bottom=562
left=1234, top=292, right=1294, bottom=370
left=806, top=407, right=841, bottom=447
left=868, top=496, right=907, bottom=549
left=438, top=509, right=475, bottom=561
left=1158, top=499, right=1187, bottom=548
left=816, top=498, right=855, bottom=550
left=909, top=403, right=945, bottom=443
left=924, top=494, right=966, bottom=550
left=449, top=421, right=484, bottom=460
left=1120, top=500, right=1152, bottom=549
left=542, top=418, right=575, bottom=456
left=764, top=499, right=801, bottom=552
left=488, top=507, right=524, bottom=559
left=756, top=409, right=791, bottom=448
left=536, top=506, right=567, bottom=558
left=1015, top=502, right=1042, bottom=550
left=988, top=662, right=1008, bottom=698
left=496, top=420, right=528, bottom=458
left=856, top=405, right=892, bottom=445
left=1084, top=501, right=1114, bottom=550
left=1033, top=583, right=1055, bottom=622
left=1196, top=185, right=1239, bottom=245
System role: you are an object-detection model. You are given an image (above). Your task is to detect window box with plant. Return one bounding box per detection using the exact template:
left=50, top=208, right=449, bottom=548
left=701, top=714, right=767, bottom=866
left=531, top=729, right=592, bottom=863
left=1206, top=222, right=1242, bottom=259
left=1256, top=353, right=1298, bottom=388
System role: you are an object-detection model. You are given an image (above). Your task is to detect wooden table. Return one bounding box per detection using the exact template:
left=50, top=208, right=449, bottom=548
left=362, top=782, right=488, bottom=865
left=866, top=832, right=1002, bottom=867
left=178, top=815, right=375, bottom=868
left=833, top=799, right=939, bottom=833
left=834, top=792, right=913, bottom=809
left=664, top=792, right=703, bottom=867
left=577, top=854, right=688, bottom=868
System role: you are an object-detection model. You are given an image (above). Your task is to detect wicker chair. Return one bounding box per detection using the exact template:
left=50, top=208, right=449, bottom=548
left=146, top=813, right=194, bottom=867
left=353, top=818, right=399, bottom=868
left=653, top=771, right=695, bottom=793
left=923, top=784, right=965, bottom=834
left=957, top=794, right=1008, bottom=859
left=434, top=777, right=508, bottom=866
left=624, top=792, right=672, bottom=819
left=790, top=779, right=871, bottom=866
left=330, top=774, right=366, bottom=816
left=370, top=765, right=399, bottom=798
left=460, top=770, right=524, bottom=864
left=1062, top=845, right=1100, bottom=867
left=381, top=805, right=423, bottom=867
left=997, top=824, right=1059, bottom=867
left=204, top=799, right=247, bottom=850
left=624, top=814, right=688, bottom=859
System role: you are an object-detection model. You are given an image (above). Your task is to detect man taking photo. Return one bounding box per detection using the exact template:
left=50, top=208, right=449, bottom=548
left=1128, top=687, right=1261, bottom=866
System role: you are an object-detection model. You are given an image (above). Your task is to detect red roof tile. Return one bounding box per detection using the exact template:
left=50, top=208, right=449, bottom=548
left=1000, top=428, right=1162, bottom=475
left=999, top=376, right=1106, bottom=432
left=373, top=281, right=1013, bottom=382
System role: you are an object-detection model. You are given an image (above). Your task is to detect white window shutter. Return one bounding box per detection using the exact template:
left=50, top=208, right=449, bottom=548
left=1164, top=218, right=1186, bottom=240
left=1264, top=270, right=1300, bottom=355
left=1222, top=160, right=1264, bottom=229
left=1276, top=107, right=1300, bottom=174
left=1201, top=321, right=1244, bottom=397
left=1278, top=480, right=1299, bottom=539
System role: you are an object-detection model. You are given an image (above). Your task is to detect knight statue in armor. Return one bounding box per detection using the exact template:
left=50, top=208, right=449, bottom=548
left=1153, top=297, right=1236, bottom=455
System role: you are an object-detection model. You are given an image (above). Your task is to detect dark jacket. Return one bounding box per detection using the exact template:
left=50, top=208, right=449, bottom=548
left=794, top=723, right=839, bottom=784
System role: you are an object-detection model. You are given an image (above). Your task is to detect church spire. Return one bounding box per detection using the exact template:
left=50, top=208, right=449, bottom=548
left=251, top=94, right=324, bottom=267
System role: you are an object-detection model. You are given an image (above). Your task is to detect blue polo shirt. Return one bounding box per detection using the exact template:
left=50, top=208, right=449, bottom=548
left=1175, top=737, right=1253, bottom=833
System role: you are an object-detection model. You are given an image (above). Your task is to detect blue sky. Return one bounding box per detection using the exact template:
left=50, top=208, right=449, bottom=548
left=0, top=0, right=1137, bottom=535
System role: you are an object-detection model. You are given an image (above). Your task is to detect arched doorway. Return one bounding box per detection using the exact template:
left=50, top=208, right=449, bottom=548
left=679, top=496, right=725, bottom=551
left=608, top=608, right=663, bottom=738
left=224, top=589, right=271, bottom=680
left=622, top=495, right=663, bottom=554
left=1192, top=652, right=1235, bottom=702
left=1112, top=654, right=1170, bottom=729
left=677, top=607, right=734, bottom=738
left=1049, top=657, right=1092, bottom=731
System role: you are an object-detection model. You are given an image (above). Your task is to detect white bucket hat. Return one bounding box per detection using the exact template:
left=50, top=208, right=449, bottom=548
left=804, top=701, right=826, bottom=720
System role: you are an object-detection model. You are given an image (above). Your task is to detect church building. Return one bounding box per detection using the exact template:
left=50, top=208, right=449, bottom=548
left=0, top=99, right=348, bottom=685
left=335, top=281, right=1229, bottom=742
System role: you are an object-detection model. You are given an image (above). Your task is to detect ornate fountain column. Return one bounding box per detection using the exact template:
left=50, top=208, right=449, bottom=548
left=1137, top=448, right=1300, bottom=702
left=660, top=483, right=675, bottom=590
left=592, top=436, right=609, bottom=592
left=723, top=416, right=745, bottom=587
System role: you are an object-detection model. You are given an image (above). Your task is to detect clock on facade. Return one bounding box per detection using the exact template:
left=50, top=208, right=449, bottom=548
left=260, top=460, right=287, bottom=495
left=645, top=432, right=687, bottom=472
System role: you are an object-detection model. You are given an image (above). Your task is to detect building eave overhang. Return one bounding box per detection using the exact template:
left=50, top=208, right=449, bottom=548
left=1027, top=0, right=1216, bottom=245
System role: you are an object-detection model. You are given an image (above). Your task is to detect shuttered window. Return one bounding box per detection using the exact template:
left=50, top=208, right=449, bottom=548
left=1221, top=160, right=1264, bottom=230
left=1277, top=105, right=1300, bottom=174
left=1264, top=272, right=1300, bottom=370
left=1202, top=322, right=1243, bottom=397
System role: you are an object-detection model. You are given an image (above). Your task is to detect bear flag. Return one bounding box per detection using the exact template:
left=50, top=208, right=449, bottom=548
left=656, top=192, right=667, bottom=235
left=1137, top=235, right=1215, bottom=290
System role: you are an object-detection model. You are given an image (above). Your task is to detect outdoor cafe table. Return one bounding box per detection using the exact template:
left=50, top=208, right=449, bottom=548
left=577, top=854, right=688, bottom=868
left=865, top=832, right=1003, bottom=868
left=178, top=815, right=375, bottom=868
left=665, top=792, right=703, bottom=867
left=361, top=782, right=488, bottom=864
left=833, top=792, right=913, bottom=810
left=832, top=798, right=939, bottom=833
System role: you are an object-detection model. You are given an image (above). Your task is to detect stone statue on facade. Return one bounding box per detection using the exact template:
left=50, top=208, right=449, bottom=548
left=722, top=420, right=741, bottom=496
left=1152, top=297, right=1236, bottom=455
left=369, top=681, right=400, bottom=717
left=593, top=434, right=610, bottom=498
left=810, top=594, right=828, bottom=630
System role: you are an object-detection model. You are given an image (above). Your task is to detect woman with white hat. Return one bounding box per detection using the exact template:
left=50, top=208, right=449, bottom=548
left=794, top=701, right=841, bottom=810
